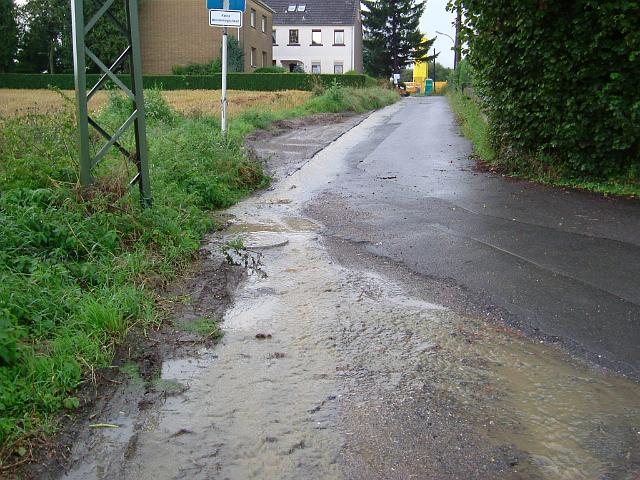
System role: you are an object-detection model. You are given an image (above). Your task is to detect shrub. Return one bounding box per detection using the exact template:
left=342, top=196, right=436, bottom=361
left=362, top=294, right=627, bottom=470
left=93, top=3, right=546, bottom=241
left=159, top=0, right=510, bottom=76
left=461, top=0, right=640, bottom=179
left=253, top=66, right=287, bottom=74
left=171, top=61, right=217, bottom=76
left=0, top=73, right=368, bottom=91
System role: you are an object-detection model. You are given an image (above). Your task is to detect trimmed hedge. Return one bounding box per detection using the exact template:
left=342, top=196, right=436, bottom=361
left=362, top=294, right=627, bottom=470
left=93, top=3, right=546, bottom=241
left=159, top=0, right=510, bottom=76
left=0, top=73, right=366, bottom=91
left=461, top=0, right=640, bottom=178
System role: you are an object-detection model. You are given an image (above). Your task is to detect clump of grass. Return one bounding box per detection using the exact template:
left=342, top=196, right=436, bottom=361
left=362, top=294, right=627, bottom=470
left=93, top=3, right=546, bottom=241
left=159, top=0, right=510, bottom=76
left=175, top=318, right=223, bottom=340
left=120, top=363, right=145, bottom=386
left=447, top=89, right=495, bottom=162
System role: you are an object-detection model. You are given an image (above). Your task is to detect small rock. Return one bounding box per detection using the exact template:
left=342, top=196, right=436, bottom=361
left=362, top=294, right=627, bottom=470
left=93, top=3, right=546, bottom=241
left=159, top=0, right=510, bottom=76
left=256, top=333, right=273, bottom=340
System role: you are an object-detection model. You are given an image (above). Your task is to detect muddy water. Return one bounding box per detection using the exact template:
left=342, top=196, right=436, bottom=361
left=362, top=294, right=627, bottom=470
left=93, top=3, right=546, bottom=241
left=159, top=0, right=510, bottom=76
left=63, top=106, right=640, bottom=479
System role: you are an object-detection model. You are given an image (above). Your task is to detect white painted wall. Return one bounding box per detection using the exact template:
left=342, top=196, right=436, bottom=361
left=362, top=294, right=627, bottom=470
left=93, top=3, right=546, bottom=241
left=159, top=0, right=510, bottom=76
left=273, top=25, right=356, bottom=74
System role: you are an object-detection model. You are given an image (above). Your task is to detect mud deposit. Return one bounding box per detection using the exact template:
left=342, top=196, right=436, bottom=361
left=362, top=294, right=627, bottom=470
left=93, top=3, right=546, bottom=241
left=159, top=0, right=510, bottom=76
left=40, top=106, right=640, bottom=479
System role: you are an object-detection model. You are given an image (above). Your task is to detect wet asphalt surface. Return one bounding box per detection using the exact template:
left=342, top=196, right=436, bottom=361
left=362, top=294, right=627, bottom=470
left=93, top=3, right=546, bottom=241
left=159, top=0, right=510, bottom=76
left=307, top=96, right=640, bottom=378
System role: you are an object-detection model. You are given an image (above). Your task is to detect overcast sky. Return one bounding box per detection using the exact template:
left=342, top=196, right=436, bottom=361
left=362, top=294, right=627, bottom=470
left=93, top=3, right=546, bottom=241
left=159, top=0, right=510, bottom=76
left=419, top=0, right=456, bottom=68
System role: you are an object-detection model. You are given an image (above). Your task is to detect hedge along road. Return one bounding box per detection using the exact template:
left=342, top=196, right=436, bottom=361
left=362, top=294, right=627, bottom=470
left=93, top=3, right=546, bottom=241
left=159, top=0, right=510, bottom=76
left=58, top=97, right=640, bottom=479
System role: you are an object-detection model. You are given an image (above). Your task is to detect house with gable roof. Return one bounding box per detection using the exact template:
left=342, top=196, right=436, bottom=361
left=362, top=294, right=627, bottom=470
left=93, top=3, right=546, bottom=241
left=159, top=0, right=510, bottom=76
left=267, top=0, right=363, bottom=74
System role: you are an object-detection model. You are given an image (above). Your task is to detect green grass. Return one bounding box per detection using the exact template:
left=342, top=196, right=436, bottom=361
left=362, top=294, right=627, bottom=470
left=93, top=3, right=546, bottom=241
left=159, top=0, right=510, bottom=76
left=175, top=318, right=223, bottom=339
left=447, top=90, right=640, bottom=197
left=0, top=85, right=398, bottom=464
left=447, top=89, right=495, bottom=163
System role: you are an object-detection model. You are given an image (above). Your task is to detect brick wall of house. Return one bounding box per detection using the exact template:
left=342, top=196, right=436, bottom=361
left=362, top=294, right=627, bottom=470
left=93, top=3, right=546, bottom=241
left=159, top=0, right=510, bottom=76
left=240, top=2, right=273, bottom=71
left=140, top=0, right=273, bottom=74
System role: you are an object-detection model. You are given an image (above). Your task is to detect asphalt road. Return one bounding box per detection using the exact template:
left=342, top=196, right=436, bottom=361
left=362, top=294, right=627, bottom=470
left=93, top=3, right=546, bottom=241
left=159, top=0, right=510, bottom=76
left=307, top=96, right=640, bottom=377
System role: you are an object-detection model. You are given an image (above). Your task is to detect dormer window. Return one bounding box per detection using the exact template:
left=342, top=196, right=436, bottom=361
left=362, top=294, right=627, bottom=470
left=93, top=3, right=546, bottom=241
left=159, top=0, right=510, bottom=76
left=287, top=4, right=306, bottom=12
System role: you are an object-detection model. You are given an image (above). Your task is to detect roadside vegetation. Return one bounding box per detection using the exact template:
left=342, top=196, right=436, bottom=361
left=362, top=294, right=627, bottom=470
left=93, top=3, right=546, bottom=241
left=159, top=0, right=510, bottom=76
left=449, top=1, right=639, bottom=197
left=0, top=84, right=398, bottom=466
left=448, top=87, right=640, bottom=197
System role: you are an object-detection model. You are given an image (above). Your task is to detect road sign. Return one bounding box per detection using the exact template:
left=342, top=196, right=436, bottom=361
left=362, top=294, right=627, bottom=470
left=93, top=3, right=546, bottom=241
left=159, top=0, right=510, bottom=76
left=209, top=9, right=242, bottom=27
left=207, top=0, right=245, bottom=11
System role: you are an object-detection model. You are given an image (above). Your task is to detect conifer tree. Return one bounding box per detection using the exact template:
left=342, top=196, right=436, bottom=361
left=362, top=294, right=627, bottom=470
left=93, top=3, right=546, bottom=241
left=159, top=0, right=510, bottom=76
left=362, top=0, right=437, bottom=78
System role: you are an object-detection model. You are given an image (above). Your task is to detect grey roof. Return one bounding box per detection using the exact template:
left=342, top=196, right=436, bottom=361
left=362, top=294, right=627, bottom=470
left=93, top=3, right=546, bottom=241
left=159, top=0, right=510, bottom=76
left=265, top=0, right=359, bottom=26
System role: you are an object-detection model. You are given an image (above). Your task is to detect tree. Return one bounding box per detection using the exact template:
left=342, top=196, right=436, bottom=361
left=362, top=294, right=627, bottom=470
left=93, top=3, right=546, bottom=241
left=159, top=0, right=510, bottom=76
left=16, top=0, right=69, bottom=73
left=429, top=62, right=452, bottom=81
left=16, top=0, right=129, bottom=74
left=0, top=0, right=18, bottom=72
left=362, top=0, right=437, bottom=78
left=227, top=37, right=244, bottom=73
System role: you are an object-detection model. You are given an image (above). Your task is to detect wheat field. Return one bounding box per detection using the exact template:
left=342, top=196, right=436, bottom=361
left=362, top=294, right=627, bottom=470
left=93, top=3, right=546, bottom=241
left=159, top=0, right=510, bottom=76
left=0, top=89, right=312, bottom=118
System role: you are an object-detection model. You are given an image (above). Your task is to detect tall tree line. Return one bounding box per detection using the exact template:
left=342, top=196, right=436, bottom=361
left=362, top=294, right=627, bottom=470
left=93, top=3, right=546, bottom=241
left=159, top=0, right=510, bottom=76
left=0, top=0, right=18, bottom=72
left=362, top=0, right=437, bottom=78
left=2, top=0, right=128, bottom=74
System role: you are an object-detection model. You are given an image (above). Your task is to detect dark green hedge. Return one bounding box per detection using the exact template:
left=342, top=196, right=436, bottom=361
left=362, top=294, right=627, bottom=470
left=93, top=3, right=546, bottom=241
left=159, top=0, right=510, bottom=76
left=0, top=73, right=366, bottom=91
left=461, top=0, right=640, bottom=178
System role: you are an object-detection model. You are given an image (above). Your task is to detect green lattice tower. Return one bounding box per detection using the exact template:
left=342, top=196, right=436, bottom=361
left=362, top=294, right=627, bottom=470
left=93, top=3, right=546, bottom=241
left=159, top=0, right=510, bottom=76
left=71, top=0, right=152, bottom=207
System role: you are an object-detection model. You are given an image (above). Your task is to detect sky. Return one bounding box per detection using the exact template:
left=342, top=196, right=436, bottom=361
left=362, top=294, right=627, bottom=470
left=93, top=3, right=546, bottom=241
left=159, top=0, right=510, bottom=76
left=419, top=0, right=457, bottom=68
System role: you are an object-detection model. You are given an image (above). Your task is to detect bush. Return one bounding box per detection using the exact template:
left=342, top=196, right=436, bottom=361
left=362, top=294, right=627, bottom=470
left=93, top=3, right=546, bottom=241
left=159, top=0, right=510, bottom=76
left=253, top=66, right=287, bottom=74
left=0, top=73, right=368, bottom=91
left=171, top=61, right=217, bottom=76
left=461, top=0, right=640, bottom=179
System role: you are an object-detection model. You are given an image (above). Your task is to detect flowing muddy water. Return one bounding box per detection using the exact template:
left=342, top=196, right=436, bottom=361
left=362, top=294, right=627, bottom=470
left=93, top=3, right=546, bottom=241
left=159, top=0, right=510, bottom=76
left=62, top=107, right=640, bottom=479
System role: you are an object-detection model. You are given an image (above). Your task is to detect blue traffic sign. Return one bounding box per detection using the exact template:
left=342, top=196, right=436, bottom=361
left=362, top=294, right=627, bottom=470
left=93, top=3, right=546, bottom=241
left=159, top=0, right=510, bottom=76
left=207, top=0, right=246, bottom=11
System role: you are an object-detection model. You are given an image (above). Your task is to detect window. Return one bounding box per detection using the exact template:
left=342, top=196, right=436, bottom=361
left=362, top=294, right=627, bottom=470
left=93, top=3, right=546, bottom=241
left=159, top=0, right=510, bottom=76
left=287, top=4, right=296, bottom=11
left=334, top=30, right=345, bottom=45
left=272, top=29, right=277, bottom=44
left=297, top=4, right=306, bottom=11
left=261, top=15, right=266, bottom=33
left=312, top=29, right=322, bottom=45
left=289, top=29, right=299, bottom=45
left=251, top=47, right=256, bottom=67
left=262, top=51, right=267, bottom=67
left=250, top=9, right=256, bottom=28
left=334, top=63, right=343, bottom=74
left=311, top=62, right=321, bottom=74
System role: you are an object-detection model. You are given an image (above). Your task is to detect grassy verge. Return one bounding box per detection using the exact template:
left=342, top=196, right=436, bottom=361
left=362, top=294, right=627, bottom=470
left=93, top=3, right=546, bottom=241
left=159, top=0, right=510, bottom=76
left=0, top=85, right=399, bottom=465
left=447, top=90, right=640, bottom=197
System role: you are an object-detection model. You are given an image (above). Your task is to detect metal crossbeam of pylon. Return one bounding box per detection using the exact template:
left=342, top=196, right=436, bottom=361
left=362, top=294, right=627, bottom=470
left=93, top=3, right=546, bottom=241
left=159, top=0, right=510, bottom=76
left=71, top=0, right=152, bottom=207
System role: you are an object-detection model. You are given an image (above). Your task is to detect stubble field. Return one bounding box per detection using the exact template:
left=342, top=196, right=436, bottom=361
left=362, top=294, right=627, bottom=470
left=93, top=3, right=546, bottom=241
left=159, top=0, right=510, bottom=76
left=0, top=89, right=312, bottom=118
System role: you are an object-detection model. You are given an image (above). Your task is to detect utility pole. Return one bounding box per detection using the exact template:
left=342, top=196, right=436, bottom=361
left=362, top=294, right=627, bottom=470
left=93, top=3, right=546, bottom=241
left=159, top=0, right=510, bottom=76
left=454, top=3, right=462, bottom=69
left=221, top=0, right=229, bottom=135
left=71, top=0, right=152, bottom=206
left=433, top=48, right=437, bottom=93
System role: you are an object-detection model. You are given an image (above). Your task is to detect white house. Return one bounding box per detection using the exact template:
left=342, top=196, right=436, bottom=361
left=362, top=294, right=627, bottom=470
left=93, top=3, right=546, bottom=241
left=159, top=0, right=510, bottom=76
left=267, top=0, right=363, bottom=74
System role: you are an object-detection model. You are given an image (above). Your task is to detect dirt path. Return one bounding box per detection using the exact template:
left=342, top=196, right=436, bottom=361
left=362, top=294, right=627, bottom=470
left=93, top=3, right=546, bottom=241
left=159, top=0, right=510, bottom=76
left=25, top=106, right=640, bottom=479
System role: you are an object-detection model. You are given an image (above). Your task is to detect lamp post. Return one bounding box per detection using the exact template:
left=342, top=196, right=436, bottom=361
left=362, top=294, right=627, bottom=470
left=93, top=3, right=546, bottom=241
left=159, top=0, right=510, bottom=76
left=436, top=30, right=457, bottom=69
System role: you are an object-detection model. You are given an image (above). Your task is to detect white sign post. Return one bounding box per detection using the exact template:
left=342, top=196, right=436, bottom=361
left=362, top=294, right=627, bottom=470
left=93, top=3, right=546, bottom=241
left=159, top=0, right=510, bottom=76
left=221, top=0, right=229, bottom=135
left=208, top=0, right=244, bottom=136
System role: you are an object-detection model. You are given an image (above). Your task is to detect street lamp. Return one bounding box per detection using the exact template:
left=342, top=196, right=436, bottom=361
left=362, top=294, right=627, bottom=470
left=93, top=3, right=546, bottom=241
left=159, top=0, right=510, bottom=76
left=436, top=30, right=456, bottom=70
left=436, top=30, right=455, bottom=44
left=436, top=28, right=461, bottom=69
